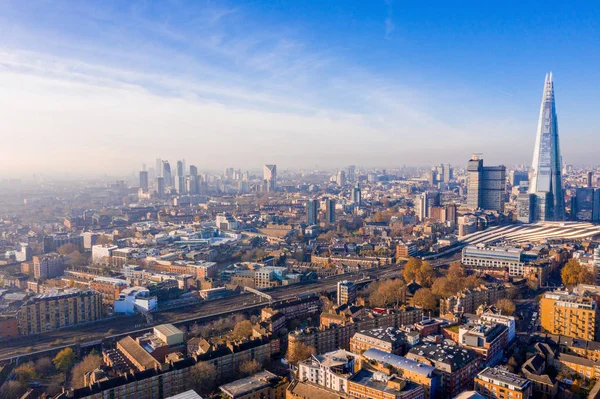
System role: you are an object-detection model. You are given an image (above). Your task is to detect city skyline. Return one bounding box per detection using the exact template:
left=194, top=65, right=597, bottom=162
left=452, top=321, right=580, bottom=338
left=1, top=1, right=599, bottom=177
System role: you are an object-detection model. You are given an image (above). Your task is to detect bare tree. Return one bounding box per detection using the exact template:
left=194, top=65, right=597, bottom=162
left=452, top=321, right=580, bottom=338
left=71, top=353, right=102, bottom=389
left=189, top=362, right=218, bottom=396
left=239, top=359, right=262, bottom=376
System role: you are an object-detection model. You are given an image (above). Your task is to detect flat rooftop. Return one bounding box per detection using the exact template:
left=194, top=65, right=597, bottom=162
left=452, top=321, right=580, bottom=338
left=477, top=367, right=530, bottom=389
left=219, top=371, right=277, bottom=398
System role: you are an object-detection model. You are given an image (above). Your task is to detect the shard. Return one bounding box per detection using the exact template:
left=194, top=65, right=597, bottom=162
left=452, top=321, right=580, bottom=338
left=528, top=72, right=565, bottom=221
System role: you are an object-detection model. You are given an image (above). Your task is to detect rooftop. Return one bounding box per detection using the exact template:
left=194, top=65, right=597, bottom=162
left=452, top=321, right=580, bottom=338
left=363, top=348, right=435, bottom=377
left=219, top=370, right=278, bottom=398
left=165, top=390, right=203, bottom=399
left=154, top=323, right=184, bottom=338
left=407, top=343, right=478, bottom=371
left=117, top=336, right=161, bottom=371
left=477, top=367, right=530, bottom=390
left=355, top=327, right=405, bottom=344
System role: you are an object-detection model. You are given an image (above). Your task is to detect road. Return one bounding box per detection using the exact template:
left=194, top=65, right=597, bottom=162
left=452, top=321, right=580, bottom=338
left=0, top=256, right=457, bottom=362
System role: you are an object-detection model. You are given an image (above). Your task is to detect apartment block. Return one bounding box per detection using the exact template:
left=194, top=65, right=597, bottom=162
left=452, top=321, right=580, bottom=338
left=350, top=327, right=406, bottom=355
left=288, top=307, right=423, bottom=356
left=439, top=285, right=506, bottom=316
left=17, top=289, right=103, bottom=335
left=362, top=349, right=437, bottom=399
left=474, top=367, right=532, bottom=399
left=540, top=291, right=599, bottom=341
left=406, top=343, right=483, bottom=399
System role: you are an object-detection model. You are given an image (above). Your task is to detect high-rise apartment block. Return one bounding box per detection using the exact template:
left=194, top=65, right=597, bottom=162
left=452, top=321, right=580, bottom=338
left=467, top=155, right=506, bottom=212
left=337, top=280, right=357, bottom=306
left=352, top=183, right=362, bottom=206
left=325, top=198, right=336, bottom=225
left=527, top=73, right=565, bottom=221
left=307, top=199, right=319, bottom=225
left=32, top=254, right=69, bottom=280
left=540, top=290, right=599, bottom=341
left=417, top=191, right=441, bottom=221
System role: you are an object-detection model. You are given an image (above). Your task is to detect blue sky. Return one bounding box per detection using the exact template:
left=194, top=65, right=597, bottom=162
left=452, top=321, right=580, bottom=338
left=0, top=0, right=598, bottom=176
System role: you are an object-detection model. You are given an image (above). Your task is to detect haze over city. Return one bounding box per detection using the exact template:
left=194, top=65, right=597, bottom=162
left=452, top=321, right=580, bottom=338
left=1, top=0, right=599, bottom=177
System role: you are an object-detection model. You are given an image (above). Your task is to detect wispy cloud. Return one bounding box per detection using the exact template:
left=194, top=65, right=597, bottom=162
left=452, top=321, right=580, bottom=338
left=384, top=0, right=395, bottom=39
left=0, top=0, right=534, bottom=176
left=385, top=17, right=396, bottom=39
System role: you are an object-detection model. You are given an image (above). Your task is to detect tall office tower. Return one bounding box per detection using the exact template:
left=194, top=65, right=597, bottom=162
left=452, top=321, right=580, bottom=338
left=427, top=170, right=437, bottom=186
left=517, top=193, right=535, bottom=223
left=570, top=188, right=600, bottom=222
left=263, top=164, right=277, bottom=192
left=189, top=165, right=198, bottom=176
left=162, top=161, right=172, bottom=187
left=528, top=73, right=565, bottom=221
left=587, top=171, right=594, bottom=188
left=142, top=163, right=147, bottom=172
left=442, top=163, right=452, bottom=183
left=352, top=183, right=362, bottom=206
left=336, top=170, right=346, bottom=186
left=466, top=155, right=506, bottom=212
left=509, top=170, right=529, bottom=187
left=347, top=165, right=356, bottom=183
left=307, top=199, right=319, bottom=225
left=224, top=168, right=235, bottom=180
left=157, top=177, right=165, bottom=198
left=139, top=171, right=149, bottom=191
left=176, top=160, right=184, bottom=177
left=177, top=176, right=187, bottom=194
left=325, top=198, right=336, bottom=224
left=155, top=158, right=162, bottom=177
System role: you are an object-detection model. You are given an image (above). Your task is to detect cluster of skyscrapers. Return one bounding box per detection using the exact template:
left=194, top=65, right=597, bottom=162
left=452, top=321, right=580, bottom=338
left=464, top=73, right=581, bottom=223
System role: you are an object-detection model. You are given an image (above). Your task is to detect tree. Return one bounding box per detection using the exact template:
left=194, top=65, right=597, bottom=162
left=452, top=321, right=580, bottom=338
left=14, top=362, right=36, bottom=384
left=239, top=359, right=262, bottom=376
left=495, top=298, right=516, bottom=316
left=231, top=320, right=254, bottom=340
left=447, top=262, right=466, bottom=280
left=0, top=381, right=25, bottom=399
left=57, top=243, right=80, bottom=255
left=579, top=266, right=596, bottom=285
left=561, top=258, right=583, bottom=287
left=286, top=342, right=316, bottom=365
left=53, top=347, right=76, bottom=374
left=71, top=353, right=102, bottom=389
left=403, top=257, right=422, bottom=282
left=96, top=235, right=112, bottom=245
left=411, top=288, right=436, bottom=310
left=431, top=277, right=456, bottom=298
left=189, top=362, right=218, bottom=396
left=369, top=279, right=406, bottom=308
left=35, top=357, right=54, bottom=376
left=416, top=261, right=435, bottom=287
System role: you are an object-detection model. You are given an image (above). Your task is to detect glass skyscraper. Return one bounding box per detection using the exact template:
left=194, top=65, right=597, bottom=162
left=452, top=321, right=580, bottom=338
left=528, top=73, right=565, bottom=221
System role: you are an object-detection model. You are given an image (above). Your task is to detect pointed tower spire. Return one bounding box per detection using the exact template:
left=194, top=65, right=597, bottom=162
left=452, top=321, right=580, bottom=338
left=528, top=73, right=565, bottom=221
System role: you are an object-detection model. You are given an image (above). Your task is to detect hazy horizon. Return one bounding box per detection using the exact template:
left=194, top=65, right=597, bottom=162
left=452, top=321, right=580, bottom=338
left=1, top=1, right=599, bottom=177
